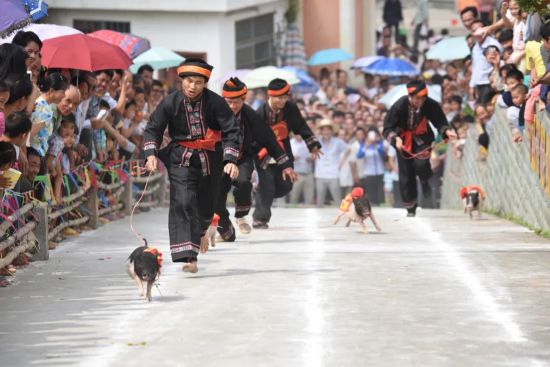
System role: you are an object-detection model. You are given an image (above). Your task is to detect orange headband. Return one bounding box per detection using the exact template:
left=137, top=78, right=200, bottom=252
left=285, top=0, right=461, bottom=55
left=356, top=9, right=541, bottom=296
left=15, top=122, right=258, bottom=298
left=407, top=86, right=428, bottom=97
left=177, top=65, right=212, bottom=79
left=268, top=84, right=290, bottom=96
left=222, top=87, right=248, bottom=98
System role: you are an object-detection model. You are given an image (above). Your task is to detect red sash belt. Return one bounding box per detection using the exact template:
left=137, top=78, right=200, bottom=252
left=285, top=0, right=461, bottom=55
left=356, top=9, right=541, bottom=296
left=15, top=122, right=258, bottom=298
left=399, top=117, right=428, bottom=154
left=177, top=129, right=221, bottom=151
left=258, top=121, right=289, bottom=160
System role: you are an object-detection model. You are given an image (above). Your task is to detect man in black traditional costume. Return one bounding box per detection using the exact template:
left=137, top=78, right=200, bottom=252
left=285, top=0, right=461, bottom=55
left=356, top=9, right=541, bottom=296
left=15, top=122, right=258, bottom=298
left=143, top=58, right=240, bottom=273
left=215, top=77, right=297, bottom=240
left=253, top=78, right=322, bottom=229
left=383, top=80, right=457, bottom=217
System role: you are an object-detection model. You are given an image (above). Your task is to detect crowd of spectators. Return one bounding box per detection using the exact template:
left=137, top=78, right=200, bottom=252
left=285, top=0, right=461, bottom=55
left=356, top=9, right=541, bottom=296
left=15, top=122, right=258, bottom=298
left=1, top=2, right=550, bottom=247
left=269, top=2, right=550, bottom=208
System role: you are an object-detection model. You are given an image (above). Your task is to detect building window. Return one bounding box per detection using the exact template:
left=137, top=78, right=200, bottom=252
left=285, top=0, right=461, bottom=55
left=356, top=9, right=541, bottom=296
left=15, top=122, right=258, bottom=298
left=73, top=20, right=131, bottom=34
left=236, top=13, right=275, bottom=69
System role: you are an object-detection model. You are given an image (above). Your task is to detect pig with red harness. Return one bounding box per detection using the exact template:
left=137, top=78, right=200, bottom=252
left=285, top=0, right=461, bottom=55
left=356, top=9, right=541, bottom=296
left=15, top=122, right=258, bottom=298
left=334, top=187, right=382, bottom=234
left=460, top=185, right=486, bottom=219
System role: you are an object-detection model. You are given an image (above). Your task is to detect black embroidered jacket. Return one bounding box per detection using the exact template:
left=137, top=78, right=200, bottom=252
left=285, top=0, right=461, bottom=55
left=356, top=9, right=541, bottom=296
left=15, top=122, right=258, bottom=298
left=382, top=95, right=451, bottom=149
left=143, top=89, right=240, bottom=164
left=239, top=104, right=292, bottom=169
left=255, top=101, right=321, bottom=164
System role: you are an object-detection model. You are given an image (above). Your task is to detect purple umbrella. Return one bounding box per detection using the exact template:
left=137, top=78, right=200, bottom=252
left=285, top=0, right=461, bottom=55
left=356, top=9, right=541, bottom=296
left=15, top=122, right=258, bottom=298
left=0, top=0, right=31, bottom=39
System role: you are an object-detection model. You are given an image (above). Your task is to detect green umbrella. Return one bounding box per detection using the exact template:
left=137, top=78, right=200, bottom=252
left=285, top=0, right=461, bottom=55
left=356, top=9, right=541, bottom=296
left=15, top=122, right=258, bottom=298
left=130, top=47, right=185, bottom=73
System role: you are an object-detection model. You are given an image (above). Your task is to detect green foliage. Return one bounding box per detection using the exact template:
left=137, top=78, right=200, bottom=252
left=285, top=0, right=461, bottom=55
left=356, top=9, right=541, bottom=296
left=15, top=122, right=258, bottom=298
left=486, top=209, right=550, bottom=239
left=285, top=0, right=299, bottom=24
left=516, top=0, right=550, bottom=15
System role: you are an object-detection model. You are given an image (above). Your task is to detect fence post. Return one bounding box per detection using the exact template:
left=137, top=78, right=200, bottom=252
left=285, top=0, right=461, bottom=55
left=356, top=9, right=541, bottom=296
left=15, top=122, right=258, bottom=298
left=32, top=204, right=49, bottom=261
left=122, top=175, right=133, bottom=216
left=88, top=187, right=99, bottom=229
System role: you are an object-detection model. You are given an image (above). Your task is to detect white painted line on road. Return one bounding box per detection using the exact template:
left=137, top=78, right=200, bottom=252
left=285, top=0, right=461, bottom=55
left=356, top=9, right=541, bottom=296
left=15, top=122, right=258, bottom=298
left=414, top=218, right=526, bottom=343
left=303, top=208, right=326, bottom=367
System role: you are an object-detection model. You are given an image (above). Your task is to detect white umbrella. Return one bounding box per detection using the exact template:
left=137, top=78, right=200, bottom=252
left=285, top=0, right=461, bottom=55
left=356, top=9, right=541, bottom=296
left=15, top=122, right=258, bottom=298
left=242, top=66, right=300, bottom=89
left=0, top=23, right=81, bottom=44
left=378, top=84, right=442, bottom=108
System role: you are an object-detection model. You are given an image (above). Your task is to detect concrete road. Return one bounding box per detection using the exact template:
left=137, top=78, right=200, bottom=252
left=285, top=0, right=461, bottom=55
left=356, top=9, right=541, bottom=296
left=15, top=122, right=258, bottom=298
left=1, top=207, right=549, bottom=367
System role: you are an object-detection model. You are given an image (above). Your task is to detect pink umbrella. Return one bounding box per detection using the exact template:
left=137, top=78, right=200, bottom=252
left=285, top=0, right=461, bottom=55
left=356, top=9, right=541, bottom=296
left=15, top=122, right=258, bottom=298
left=88, top=30, right=150, bottom=59
left=42, top=34, right=133, bottom=71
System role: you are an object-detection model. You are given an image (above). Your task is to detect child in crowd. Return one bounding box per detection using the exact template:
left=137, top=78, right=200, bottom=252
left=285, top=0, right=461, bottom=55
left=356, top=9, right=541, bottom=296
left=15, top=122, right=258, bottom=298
left=46, top=113, right=77, bottom=201
left=94, top=99, right=111, bottom=163
left=498, top=68, right=524, bottom=108
left=0, top=141, right=17, bottom=194
left=508, top=83, right=529, bottom=143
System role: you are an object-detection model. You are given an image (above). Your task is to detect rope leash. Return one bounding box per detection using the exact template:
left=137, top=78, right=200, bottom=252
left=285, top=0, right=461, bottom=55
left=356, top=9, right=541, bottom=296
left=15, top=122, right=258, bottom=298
left=129, top=165, right=152, bottom=246
left=128, top=165, right=164, bottom=293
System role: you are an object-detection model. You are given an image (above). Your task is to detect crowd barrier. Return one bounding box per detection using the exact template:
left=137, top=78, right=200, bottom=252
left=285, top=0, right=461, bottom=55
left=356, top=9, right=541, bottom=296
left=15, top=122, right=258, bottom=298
left=441, top=108, right=550, bottom=233
left=0, top=160, right=167, bottom=268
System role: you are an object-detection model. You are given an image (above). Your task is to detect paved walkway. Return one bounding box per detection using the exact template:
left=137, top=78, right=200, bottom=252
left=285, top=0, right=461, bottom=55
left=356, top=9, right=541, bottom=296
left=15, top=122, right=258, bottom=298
left=1, top=207, right=549, bottom=366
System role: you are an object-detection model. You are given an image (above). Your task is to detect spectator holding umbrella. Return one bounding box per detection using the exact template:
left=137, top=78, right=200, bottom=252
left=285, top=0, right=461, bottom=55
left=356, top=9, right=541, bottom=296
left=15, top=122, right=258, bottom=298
left=383, top=0, right=403, bottom=44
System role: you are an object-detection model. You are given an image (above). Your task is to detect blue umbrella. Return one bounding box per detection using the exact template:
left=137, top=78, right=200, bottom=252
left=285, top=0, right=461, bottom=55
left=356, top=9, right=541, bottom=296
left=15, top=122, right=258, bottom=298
left=362, top=57, right=418, bottom=77
left=0, top=0, right=31, bottom=38
left=281, top=65, right=319, bottom=95
left=425, top=37, right=470, bottom=62
left=307, top=48, right=353, bottom=66
left=22, top=0, right=48, bottom=22
left=351, top=56, right=383, bottom=69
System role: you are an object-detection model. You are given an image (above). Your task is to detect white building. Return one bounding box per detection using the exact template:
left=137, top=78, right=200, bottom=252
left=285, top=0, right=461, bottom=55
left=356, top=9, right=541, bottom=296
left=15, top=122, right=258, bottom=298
left=47, top=0, right=290, bottom=89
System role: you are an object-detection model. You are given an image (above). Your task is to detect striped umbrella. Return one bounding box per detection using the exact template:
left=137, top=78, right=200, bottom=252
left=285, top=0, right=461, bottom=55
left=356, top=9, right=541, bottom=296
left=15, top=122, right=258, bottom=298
left=88, top=30, right=150, bottom=59
left=0, top=0, right=31, bottom=38
left=281, top=24, right=307, bottom=71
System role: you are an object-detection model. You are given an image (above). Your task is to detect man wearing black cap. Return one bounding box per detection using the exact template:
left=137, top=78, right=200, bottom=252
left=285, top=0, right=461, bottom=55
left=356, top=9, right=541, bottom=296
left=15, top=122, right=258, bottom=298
left=215, top=77, right=298, bottom=239
left=143, top=58, right=240, bottom=273
left=253, top=78, right=322, bottom=229
left=383, top=80, right=457, bottom=217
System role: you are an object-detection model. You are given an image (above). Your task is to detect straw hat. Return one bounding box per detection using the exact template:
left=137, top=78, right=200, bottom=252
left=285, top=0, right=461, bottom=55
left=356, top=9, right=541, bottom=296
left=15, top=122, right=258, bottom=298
left=318, top=118, right=335, bottom=131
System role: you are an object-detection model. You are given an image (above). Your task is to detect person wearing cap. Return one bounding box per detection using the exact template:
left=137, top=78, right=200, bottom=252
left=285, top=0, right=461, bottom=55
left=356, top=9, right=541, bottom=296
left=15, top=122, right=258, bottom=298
left=383, top=80, right=457, bottom=217
left=253, top=78, right=322, bottom=229
left=143, top=58, right=240, bottom=273
left=314, top=118, right=348, bottom=207
left=215, top=77, right=297, bottom=239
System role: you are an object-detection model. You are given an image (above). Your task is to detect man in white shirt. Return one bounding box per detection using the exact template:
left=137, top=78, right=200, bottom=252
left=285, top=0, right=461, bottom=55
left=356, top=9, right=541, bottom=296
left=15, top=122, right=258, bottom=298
left=289, top=135, right=315, bottom=204
left=314, top=119, right=348, bottom=207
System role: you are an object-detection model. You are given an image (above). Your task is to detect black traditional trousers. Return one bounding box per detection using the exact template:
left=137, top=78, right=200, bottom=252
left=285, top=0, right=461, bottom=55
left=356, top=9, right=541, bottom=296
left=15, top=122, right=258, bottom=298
left=395, top=146, right=432, bottom=209
left=160, top=144, right=223, bottom=262
left=252, top=163, right=293, bottom=223
left=214, top=157, right=255, bottom=241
